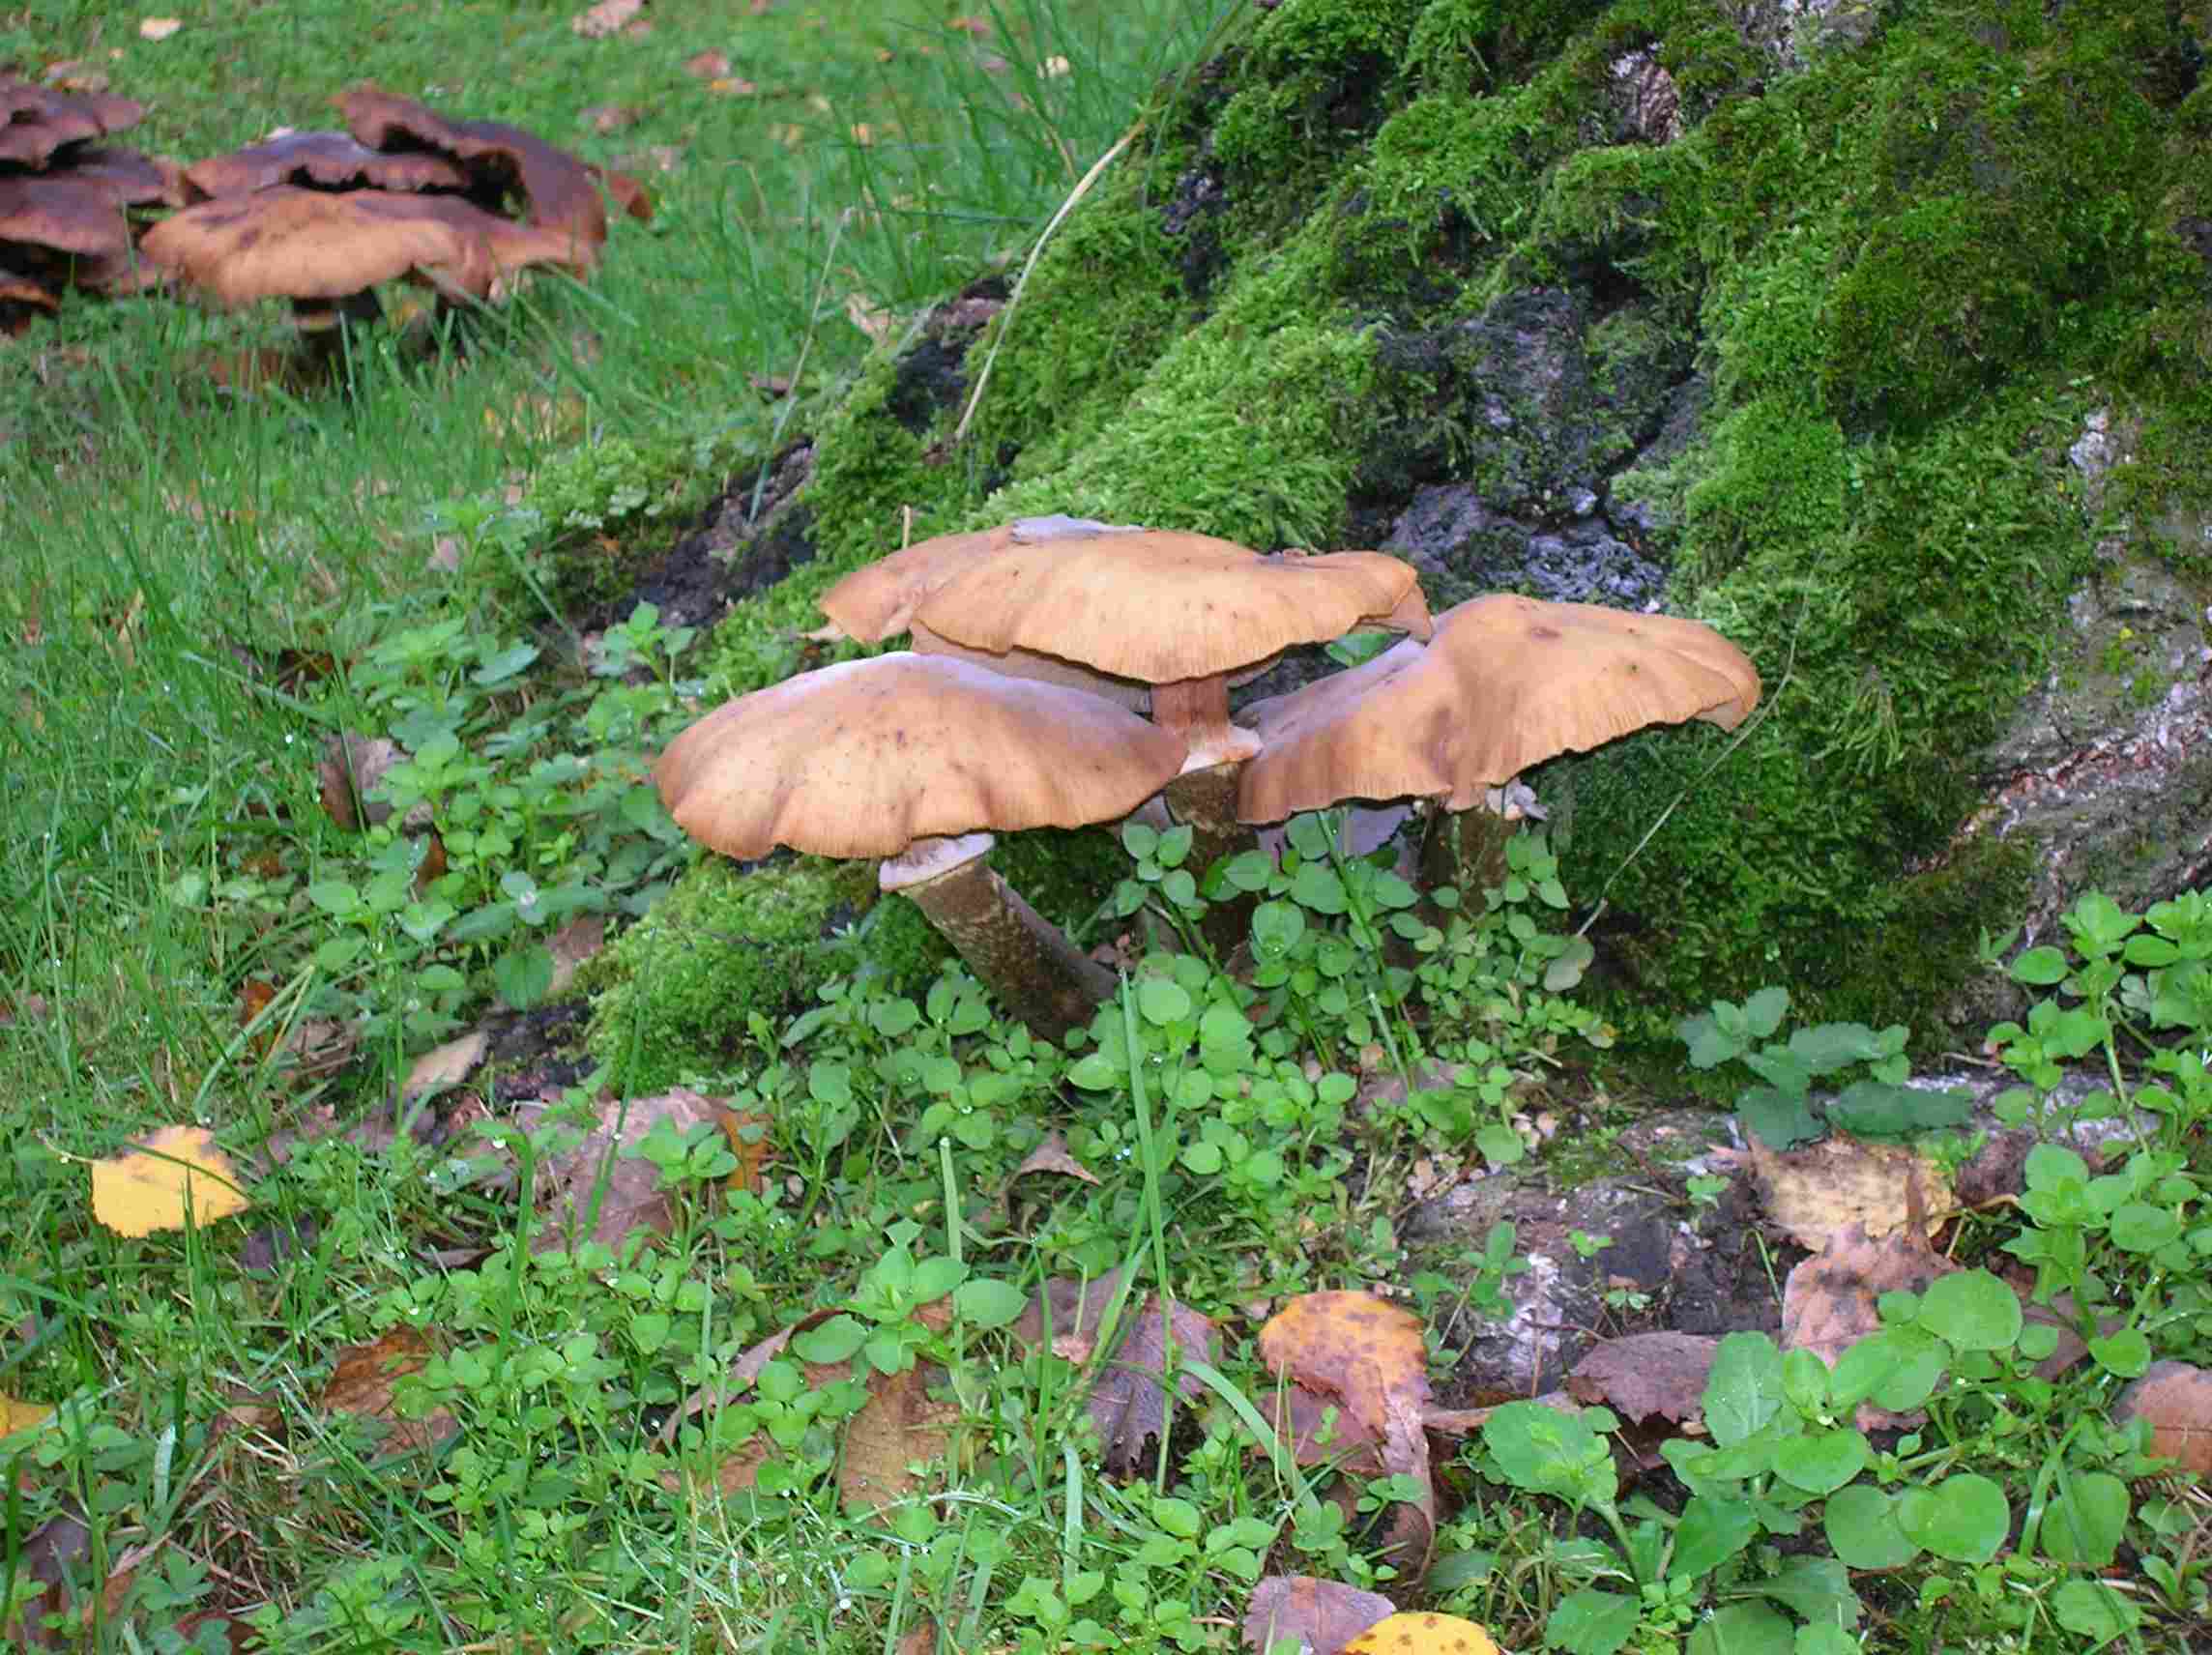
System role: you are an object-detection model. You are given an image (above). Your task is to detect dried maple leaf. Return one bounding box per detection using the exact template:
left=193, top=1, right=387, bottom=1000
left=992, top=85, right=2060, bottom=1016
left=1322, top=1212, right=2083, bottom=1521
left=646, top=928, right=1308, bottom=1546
left=1241, top=1573, right=1394, bottom=1655
left=1566, top=1331, right=1719, bottom=1424
left=89, top=1125, right=250, bottom=1235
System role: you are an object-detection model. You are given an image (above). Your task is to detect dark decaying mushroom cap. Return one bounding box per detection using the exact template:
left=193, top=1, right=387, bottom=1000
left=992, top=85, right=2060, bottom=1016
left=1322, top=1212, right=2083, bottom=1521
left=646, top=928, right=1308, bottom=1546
left=1237, top=594, right=1762, bottom=823
left=0, top=271, right=58, bottom=334
left=653, top=652, right=1189, bottom=861
left=183, top=131, right=471, bottom=201
left=335, top=84, right=651, bottom=264
left=138, top=186, right=590, bottom=308
left=0, top=76, right=145, bottom=167
left=0, top=172, right=132, bottom=259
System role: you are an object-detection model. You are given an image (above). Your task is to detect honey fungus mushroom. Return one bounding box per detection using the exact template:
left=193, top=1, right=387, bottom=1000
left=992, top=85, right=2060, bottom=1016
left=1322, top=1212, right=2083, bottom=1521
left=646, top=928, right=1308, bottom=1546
left=911, top=526, right=1431, bottom=880
left=652, top=653, right=1188, bottom=1041
left=334, top=84, right=651, bottom=267
left=1237, top=594, right=1761, bottom=889
left=138, top=186, right=590, bottom=351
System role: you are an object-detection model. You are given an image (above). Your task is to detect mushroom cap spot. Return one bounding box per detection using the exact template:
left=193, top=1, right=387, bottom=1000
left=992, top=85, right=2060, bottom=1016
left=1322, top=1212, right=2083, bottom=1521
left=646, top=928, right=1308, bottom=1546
left=1237, top=593, right=1762, bottom=822
left=334, top=83, right=631, bottom=261
left=139, top=187, right=585, bottom=306
left=183, top=131, right=471, bottom=201
left=0, top=172, right=132, bottom=259
left=652, top=652, right=1190, bottom=860
left=917, top=532, right=1425, bottom=683
left=818, top=523, right=1019, bottom=642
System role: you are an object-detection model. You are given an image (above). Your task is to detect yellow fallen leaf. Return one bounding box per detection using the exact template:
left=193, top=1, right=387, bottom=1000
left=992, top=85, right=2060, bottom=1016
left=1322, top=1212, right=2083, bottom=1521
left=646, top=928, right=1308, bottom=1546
left=2, top=1394, right=52, bottom=1435
left=1341, top=1611, right=1502, bottom=1654
left=90, top=1125, right=250, bottom=1235
left=137, top=16, right=182, bottom=40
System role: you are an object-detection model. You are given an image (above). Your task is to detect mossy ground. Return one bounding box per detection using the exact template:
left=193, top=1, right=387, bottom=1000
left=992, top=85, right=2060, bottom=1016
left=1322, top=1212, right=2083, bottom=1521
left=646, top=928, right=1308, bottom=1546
left=651, top=0, right=2212, bottom=1063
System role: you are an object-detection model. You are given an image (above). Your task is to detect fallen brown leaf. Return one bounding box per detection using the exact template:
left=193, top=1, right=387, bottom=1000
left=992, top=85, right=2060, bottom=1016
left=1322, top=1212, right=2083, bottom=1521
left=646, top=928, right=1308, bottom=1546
left=2113, top=1361, right=2212, bottom=1475
left=683, top=49, right=730, bottom=77
left=1012, top=1272, right=1214, bottom=1473
left=1748, top=1132, right=1952, bottom=1250
left=579, top=103, right=642, bottom=134
left=521, top=1086, right=723, bottom=1253
left=321, top=1328, right=457, bottom=1458
left=400, top=1030, right=487, bottom=1103
left=1566, top=1331, right=1719, bottom=1424
left=1780, top=1220, right=1959, bottom=1428
left=838, top=1363, right=957, bottom=1518
left=1010, top=1130, right=1098, bottom=1185
left=1258, top=1292, right=1435, bottom=1575
left=1241, top=1574, right=1393, bottom=1655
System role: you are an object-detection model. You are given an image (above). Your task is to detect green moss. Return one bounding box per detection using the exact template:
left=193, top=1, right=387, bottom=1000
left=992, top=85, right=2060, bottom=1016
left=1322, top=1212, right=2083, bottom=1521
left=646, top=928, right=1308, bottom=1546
left=1552, top=386, right=2094, bottom=1030
left=978, top=240, right=1378, bottom=546
left=583, top=854, right=890, bottom=1091
left=968, top=199, right=1192, bottom=480
left=697, top=351, right=975, bottom=696
left=671, top=0, right=2210, bottom=1052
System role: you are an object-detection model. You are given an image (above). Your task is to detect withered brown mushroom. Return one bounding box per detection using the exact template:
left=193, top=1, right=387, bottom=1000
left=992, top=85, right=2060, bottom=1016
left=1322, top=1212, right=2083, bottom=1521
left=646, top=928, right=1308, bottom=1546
left=139, top=185, right=590, bottom=356
left=334, top=84, right=651, bottom=268
left=654, top=652, right=1188, bottom=1040
left=181, top=131, right=470, bottom=201
left=1237, top=594, right=1761, bottom=888
left=0, top=75, right=144, bottom=167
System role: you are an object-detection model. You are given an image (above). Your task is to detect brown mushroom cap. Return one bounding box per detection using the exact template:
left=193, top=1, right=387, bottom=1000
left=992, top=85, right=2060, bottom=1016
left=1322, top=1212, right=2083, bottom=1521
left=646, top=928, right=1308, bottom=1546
left=0, top=272, right=59, bottom=334
left=816, top=516, right=1144, bottom=643
left=818, top=523, right=1017, bottom=642
left=0, top=172, right=132, bottom=260
left=139, top=186, right=588, bottom=308
left=182, top=131, right=470, bottom=201
left=653, top=652, right=1189, bottom=860
left=60, top=146, right=184, bottom=211
left=917, top=532, right=1428, bottom=684
left=1237, top=594, right=1762, bottom=822
left=0, top=76, right=144, bottom=166
left=334, top=84, right=650, bottom=262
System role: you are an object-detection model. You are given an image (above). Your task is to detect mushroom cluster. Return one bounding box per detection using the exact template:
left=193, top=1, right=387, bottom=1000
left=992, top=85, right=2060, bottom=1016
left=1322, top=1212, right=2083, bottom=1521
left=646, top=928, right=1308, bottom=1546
left=2, top=77, right=649, bottom=361
left=655, top=518, right=1761, bottom=1041
left=0, top=75, right=176, bottom=334
left=140, top=86, right=649, bottom=357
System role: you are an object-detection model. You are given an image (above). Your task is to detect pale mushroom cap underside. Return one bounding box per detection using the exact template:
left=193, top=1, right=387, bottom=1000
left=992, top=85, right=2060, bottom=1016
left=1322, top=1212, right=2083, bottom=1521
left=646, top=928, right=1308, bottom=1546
left=917, top=534, right=1428, bottom=684
left=1237, top=593, right=1762, bottom=822
left=653, top=652, right=1189, bottom=861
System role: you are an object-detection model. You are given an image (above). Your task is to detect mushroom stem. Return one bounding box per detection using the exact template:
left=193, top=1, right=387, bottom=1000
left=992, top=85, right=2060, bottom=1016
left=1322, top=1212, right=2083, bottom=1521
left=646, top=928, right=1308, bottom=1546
left=1417, top=784, right=1536, bottom=897
left=1152, top=675, right=1261, bottom=769
left=1162, top=760, right=1263, bottom=953
left=881, top=832, right=1114, bottom=1042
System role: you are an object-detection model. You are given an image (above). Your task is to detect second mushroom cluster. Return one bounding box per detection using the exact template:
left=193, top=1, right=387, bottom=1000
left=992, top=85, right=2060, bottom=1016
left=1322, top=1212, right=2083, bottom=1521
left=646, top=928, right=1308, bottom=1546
left=654, top=518, right=1761, bottom=1040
